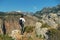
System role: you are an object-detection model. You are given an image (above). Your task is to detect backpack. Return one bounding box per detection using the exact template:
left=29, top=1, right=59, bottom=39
left=19, top=20, right=23, bottom=25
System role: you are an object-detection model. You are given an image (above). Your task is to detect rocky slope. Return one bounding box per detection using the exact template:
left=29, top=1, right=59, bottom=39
left=34, top=5, right=60, bottom=29
left=0, top=12, right=39, bottom=34
left=34, top=5, right=60, bottom=18
left=33, top=5, right=60, bottom=40
left=0, top=5, right=60, bottom=40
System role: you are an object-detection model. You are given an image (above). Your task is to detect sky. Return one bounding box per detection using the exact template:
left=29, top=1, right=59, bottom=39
left=0, top=0, right=60, bottom=12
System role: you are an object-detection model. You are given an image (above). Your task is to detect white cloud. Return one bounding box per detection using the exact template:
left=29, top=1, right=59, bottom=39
left=16, top=10, right=22, bottom=12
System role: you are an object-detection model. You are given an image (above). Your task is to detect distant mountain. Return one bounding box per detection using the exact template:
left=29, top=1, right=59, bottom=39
left=33, top=4, right=60, bottom=29
left=34, top=5, right=60, bottom=18
left=0, top=11, right=34, bottom=17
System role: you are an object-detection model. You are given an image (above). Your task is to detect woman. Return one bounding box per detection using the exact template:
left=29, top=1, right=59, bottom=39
left=19, top=15, right=25, bottom=35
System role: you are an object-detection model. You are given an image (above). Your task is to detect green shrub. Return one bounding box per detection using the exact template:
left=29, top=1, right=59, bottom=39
left=41, top=23, right=50, bottom=28
left=24, top=26, right=34, bottom=33
left=47, top=29, right=60, bottom=40
left=28, top=36, right=33, bottom=40
left=0, top=34, right=14, bottom=40
left=36, top=34, right=42, bottom=38
left=58, top=24, right=60, bottom=30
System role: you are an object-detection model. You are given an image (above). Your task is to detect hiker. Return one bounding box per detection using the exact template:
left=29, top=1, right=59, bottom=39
left=19, top=15, right=25, bottom=35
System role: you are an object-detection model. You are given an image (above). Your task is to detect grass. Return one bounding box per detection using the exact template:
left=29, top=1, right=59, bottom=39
left=41, top=23, right=50, bottom=28
left=24, top=26, right=34, bottom=33
left=47, top=29, right=60, bottom=40
left=58, top=24, right=60, bottom=30
left=0, top=34, right=14, bottom=40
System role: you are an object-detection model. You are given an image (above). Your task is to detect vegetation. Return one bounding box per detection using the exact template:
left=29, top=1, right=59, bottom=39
left=47, top=29, right=60, bottom=40
left=0, top=34, right=14, bottom=40
left=24, top=26, right=34, bottom=33
left=0, top=5, right=60, bottom=40
left=58, top=24, right=60, bottom=30
left=41, top=23, right=50, bottom=28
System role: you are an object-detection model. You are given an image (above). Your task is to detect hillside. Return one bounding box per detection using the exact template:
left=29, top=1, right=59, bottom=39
left=0, top=5, right=60, bottom=40
left=0, top=12, right=39, bottom=34
left=33, top=5, right=60, bottom=40
left=34, top=5, right=60, bottom=18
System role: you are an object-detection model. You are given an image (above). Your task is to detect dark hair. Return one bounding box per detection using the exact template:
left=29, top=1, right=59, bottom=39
left=21, top=15, right=24, bottom=17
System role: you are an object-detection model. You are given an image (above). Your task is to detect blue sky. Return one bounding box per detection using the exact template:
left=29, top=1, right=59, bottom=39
left=0, top=0, right=60, bottom=12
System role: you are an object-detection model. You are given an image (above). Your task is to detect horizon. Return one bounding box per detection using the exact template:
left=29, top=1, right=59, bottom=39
left=0, top=0, right=60, bottom=12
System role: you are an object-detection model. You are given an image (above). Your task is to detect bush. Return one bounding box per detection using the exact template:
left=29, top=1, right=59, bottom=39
left=47, top=29, right=60, bottom=40
left=41, top=23, right=50, bottom=28
left=24, top=26, right=34, bottom=33
left=0, top=34, right=14, bottom=40
left=58, top=24, right=60, bottom=30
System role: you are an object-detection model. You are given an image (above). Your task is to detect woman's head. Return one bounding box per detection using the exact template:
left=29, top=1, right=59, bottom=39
left=21, top=15, right=24, bottom=17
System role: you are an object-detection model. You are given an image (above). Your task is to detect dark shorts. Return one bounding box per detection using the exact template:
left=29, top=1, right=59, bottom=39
left=20, top=24, right=24, bottom=35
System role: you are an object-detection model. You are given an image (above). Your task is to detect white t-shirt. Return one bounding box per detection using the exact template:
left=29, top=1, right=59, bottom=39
left=20, top=18, right=25, bottom=22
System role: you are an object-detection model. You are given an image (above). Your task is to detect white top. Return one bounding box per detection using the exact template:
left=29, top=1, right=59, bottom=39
left=20, top=18, right=25, bottom=22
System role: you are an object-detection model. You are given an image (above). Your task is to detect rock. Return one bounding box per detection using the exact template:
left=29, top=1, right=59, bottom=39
left=46, top=18, right=58, bottom=29
left=10, top=30, right=22, bottom=40
left=35, top=22, right=49, bottom=40
left=41, top=13, right=58, bottom=29
left=41, top=28, right=48, bottom=40
left=35, top=22, right=42, bottom=36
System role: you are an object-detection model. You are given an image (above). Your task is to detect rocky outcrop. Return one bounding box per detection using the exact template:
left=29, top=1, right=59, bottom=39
left=35, top=22, right=49, bottom=40
left=10, top=30, right=22, bottom=40
left=41, top=13, right=59, bottom=29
